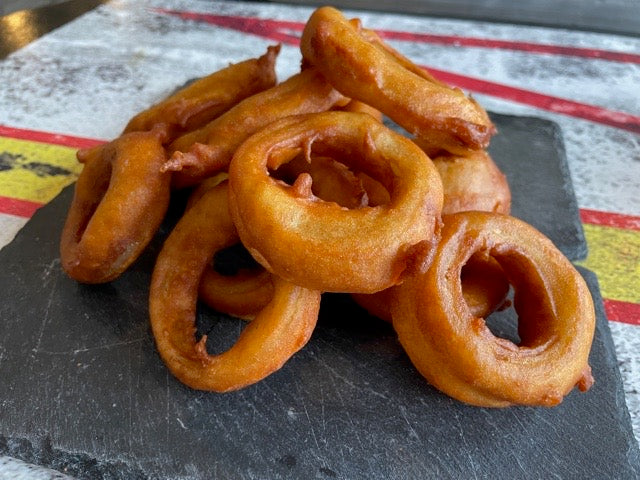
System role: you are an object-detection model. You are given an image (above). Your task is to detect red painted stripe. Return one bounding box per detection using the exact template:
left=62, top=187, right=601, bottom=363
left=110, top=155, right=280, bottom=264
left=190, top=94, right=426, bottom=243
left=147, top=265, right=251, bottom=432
left=580, top=208, right=640, bottom=231
left=154, top=9, right=640, bottom=134
left=375, top=30, right=640, bottom=65
left=427, top=67, right=640, bottom=134
left=0, top=124, right=104, bottom=149
left=0, top=196, right=42, bottom=218
left=155, top=9, right=303, bottom=44
left=604, top=299, right=640, bottom=326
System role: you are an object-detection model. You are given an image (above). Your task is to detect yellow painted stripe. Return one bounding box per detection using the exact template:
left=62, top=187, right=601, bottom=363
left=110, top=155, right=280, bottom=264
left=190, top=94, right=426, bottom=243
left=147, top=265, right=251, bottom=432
left=577, top=223, right=640, bottom=304
left=0, top=137, right=82, bottom=204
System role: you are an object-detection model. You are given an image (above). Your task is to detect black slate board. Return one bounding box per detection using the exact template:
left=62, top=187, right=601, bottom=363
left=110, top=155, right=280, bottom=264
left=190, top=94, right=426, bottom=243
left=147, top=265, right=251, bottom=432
left=1, top=114, right=638, bottom=479
left=488, top=112, right=587, bottom=261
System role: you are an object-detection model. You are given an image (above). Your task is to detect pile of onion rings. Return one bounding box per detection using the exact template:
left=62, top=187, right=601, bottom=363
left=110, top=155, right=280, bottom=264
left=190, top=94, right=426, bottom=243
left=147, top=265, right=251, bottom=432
left=60, top=6, right=595, bottom=405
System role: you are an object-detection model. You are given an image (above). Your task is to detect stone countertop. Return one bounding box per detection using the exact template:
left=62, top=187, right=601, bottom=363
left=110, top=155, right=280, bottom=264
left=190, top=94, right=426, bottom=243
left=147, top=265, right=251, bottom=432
left=0, top=1, right=638, bottom=478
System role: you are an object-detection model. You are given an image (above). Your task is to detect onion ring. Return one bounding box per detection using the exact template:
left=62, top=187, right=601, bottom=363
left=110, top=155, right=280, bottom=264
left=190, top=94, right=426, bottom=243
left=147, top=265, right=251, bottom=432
left=149, top=180, right=320, bottom=392
left=123, top=45, right=280, bottom=142
left=300, top=6, right=495, bottom=152
left=164, top=67, right=347, bottom=188
left=392, top=211, right=595, bottom=407
left=432, top=149, right=511, bottom=215
left=228, top=111, right=443, bottom=293
left=185, top=175, right=275, bottom=320
left=60, top=125, right=171, bottom=283
left=199, top=150, right=369, bottom=317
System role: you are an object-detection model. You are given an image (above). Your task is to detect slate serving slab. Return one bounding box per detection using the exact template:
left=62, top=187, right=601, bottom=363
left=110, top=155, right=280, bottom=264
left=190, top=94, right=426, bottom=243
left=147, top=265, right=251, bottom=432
left=1, top=114, right=638, bottom=479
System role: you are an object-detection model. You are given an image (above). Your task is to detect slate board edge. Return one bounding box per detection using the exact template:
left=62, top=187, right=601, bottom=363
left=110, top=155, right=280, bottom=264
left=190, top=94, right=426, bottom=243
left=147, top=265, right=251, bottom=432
left=488, top=111, right=588, bottom=261
left=576, top=266, right=640, bottom=472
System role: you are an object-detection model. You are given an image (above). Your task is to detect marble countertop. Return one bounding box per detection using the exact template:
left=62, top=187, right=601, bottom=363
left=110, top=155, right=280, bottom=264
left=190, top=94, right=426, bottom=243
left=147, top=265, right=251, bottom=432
left=0, top=1, right=638, bottom=478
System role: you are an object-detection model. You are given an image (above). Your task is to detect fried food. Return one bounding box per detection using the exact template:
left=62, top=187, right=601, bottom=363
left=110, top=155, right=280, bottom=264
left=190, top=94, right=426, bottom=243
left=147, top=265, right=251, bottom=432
left=199, top=265, right=274, bottom=321
left=164, top=67, right=347, bottom=188
left=60, top=125, right=171, bottom=283
left=59, top=6, right=595, bottom=404
left=300, top=6, right=495, bottom=153
left=123, top=45, right=280, bottom=142
left=392, top=211, right=595, bottom=407
left=228, top=111, right=443, bottom=293
left=149, top=180, right=320, bottom=391
left=432, top=149, right=511, bottom=214
left=184, top=175, right=275, bottom=320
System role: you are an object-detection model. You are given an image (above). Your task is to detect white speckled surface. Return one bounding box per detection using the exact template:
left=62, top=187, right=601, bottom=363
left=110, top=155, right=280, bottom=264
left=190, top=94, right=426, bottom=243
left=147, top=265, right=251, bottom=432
left=0, top=0, right=638, bottom=477
left=0, top=456, right=73, bottom=479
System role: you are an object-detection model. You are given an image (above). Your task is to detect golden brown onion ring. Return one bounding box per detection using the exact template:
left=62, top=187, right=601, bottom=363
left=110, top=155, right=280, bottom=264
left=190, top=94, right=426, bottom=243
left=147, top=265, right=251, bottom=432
left=164, top=67, right=347, bottom=188
left=123, top=45, right=280, bottom=142
left=392, top=211, right=595, bottom=407
left=149, top=180, right=320, bottom=392
left=199, top=149, right=372, bottom=317
left=300, top=6, right=495, bottom=152
left=228, top=111, right=443, bottom=293
left=184, top=176, right=275, bottom=320
left=60, top=125, right=171, bottom=283
left=432, top=149, right=511, bottom=215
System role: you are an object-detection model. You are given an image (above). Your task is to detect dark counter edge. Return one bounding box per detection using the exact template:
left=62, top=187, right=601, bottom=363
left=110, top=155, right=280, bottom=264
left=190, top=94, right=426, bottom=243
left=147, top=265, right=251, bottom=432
left=267, top=0, right=640, bottom=37
left=0, top=0, right=108, bottom=60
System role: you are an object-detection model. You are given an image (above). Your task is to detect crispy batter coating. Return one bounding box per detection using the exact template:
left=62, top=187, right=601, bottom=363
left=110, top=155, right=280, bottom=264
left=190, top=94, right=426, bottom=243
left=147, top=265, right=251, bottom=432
left=149, top=180, right=320, bottom=392
left=123, top=45, right=280, bottom=142
left=300, top=6, right=495, bottom=152
left=392, top=212, right=595, bottom=407
left=164, top=67, right=347, bottom=188
left=228, top=111, right=443, bottom=293
left=433, top=149, right=511, bottom=215
left=60, top=125, right=171, bottom=283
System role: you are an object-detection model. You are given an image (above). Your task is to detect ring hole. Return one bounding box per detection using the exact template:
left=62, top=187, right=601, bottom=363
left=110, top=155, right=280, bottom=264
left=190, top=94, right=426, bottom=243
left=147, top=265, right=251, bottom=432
left=74, top=159, right=113, bottom=242
left=212, top=243, right=261, bottom=276
left=197, top=242, right=257, bottom=355
left=460, top=253, right=520, bottom=345
left=195, top=303, right=246, bottom=355
left=270, top=154, right=392, bottom=208
left=270, top=155, right=368, bottom=208
left=463, top=250, right=557, bottom=349
left=483, top=289, right=520, bottom=345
